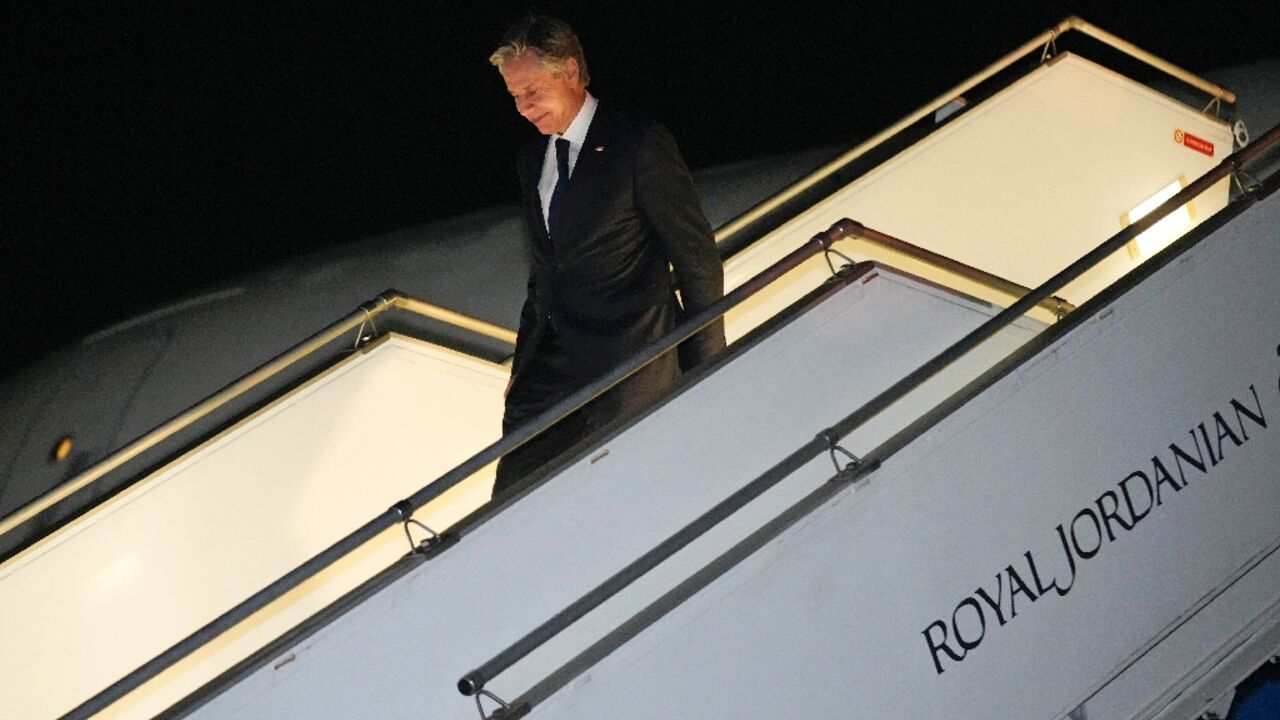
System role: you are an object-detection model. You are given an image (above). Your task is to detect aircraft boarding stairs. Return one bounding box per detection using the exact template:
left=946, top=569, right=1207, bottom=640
left=1, top=17, right=1277, bottom=720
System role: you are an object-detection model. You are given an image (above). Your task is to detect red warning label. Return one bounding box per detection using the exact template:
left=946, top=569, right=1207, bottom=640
left=1174, top=129, right=1215, bottom=157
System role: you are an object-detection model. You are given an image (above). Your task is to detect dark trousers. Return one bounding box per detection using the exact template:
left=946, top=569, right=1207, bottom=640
left=493, top=327, right=589, bottom=498
left=492, top=319, right=681, bottom=499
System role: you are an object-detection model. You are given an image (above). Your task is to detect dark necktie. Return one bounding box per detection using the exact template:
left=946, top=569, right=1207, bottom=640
left=547, top=137, right=571, bottom=242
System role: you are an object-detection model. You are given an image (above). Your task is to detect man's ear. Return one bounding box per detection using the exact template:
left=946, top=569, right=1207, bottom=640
left=562, top=57, right=580, bottom=84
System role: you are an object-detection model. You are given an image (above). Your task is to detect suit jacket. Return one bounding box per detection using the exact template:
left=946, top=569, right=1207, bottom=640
left=510, top=101, right=725, bottom=416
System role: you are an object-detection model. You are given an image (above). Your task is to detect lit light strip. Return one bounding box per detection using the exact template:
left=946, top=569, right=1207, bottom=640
left=1124, top=178, right=1194, bottom=259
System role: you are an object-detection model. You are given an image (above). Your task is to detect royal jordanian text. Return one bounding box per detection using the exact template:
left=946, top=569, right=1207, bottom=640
left=921, top=383, right=1269, bottom=675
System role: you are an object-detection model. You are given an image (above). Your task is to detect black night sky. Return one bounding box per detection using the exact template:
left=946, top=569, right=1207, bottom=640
left=3, top=2, right=1275, bottom=378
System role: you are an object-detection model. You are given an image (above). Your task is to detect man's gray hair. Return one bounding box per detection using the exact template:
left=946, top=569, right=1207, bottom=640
left=489, top=14, right=591, bottom=86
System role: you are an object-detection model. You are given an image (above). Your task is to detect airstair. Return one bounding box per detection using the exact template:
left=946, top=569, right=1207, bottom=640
left=1, top=17, right=1277, bottom=720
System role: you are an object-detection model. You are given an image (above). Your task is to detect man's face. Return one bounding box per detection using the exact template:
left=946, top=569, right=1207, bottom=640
left=500, top=51, right=584, bottom=136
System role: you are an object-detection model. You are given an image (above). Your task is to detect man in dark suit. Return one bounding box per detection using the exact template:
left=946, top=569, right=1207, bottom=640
left=489, top=14, right=725, bottom=496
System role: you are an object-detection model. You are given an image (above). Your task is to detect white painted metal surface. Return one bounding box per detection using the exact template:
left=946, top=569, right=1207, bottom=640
left=522, top=192, right=1280, bottom=720
left=722, top=53, right=1234, bottom=339
left=0, top=338, right=506, bottom=720
left=180, top=268, right=1043, bottom=719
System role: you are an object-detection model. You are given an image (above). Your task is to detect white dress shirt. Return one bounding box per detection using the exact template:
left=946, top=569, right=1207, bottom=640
left=538, top=93, right=598, bottom=233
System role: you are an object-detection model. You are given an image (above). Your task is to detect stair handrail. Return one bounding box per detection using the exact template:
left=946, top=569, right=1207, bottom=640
left=1, top=223, right=1068, bottom=555
left=56, top=213, right=1087, bottom=719
left=61, top=218, right=870, bottom=720
left=846, top=228, right=1076, bottom=317
left=456, top=121, right=1280, bottom=706
left=0, top=294, right=515, bottom=549
left=712, top=15, right=1236, bottom=249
